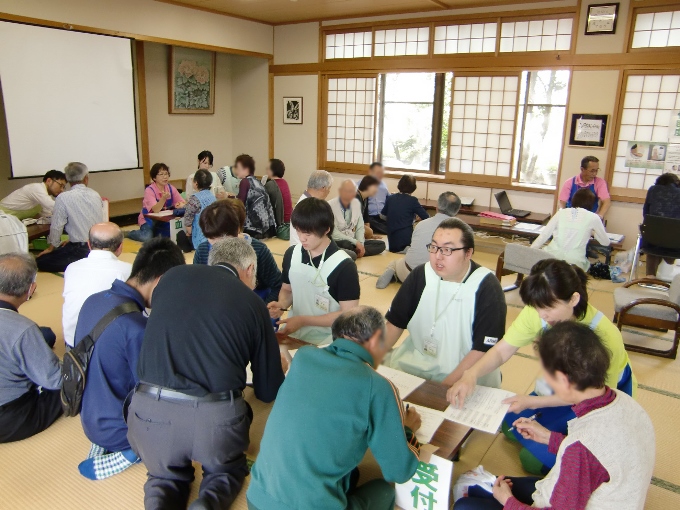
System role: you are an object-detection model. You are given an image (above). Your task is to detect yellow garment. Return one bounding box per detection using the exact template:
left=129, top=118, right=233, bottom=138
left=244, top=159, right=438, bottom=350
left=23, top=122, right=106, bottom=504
left=504, top=304, right=637, bottom=396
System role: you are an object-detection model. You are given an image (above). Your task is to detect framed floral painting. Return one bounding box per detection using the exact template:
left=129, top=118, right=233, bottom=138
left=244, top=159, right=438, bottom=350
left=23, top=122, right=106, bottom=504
left=169, top=46, right=215, bottom=114
left=283, top=97, right=303, bottom=124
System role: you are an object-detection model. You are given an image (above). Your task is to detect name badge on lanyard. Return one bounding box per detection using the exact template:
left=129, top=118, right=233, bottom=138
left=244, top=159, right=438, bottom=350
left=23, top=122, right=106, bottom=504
left=315, top=293, right=330, bottom=313
left=423, top=327, right=438, bottom=357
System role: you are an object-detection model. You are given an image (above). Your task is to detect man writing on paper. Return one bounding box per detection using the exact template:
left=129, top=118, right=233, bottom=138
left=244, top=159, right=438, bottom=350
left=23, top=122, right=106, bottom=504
left=248, top=306, right=422, bottom=510
left=382, top=218, right=506, bottom=386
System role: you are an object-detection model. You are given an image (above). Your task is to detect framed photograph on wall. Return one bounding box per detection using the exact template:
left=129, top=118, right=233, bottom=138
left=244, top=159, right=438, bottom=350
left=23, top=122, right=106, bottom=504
left=283, top=97, right=303, bottom=124
left=569, top=114, right=609, bottom=147
left=169, top=46, right=215, bottom=114
left=585, top=3, right=619, bottom=35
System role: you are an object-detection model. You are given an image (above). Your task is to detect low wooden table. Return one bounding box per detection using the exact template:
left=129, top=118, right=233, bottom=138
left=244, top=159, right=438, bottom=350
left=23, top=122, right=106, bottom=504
left=419, top=200, right=551, bottom=226
left=27, top=223, right=51, bottom=241
left=144, top=212, right=184, bottom=243
left=277, top=335, right=472, bottom=461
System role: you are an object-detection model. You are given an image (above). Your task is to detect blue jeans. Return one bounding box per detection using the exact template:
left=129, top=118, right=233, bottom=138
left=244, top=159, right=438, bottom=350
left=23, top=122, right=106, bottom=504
left=127, top=222, right=170, bottom=243
left=453, top=477, right=540, bottom=510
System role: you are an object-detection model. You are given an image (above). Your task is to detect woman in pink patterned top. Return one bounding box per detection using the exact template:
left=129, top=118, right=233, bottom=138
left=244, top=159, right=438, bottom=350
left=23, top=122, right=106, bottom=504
left=127, top=163, right=185, bottom=242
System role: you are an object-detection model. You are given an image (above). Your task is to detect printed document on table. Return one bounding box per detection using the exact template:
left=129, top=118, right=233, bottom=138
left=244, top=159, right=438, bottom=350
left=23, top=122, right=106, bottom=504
left=443, top=386, right=515, bottom=434
left=404, top=403, right=446, bottom=444
left=514, top=222, right=542, bottom=232
left=376, top=365, right=426, bottom=399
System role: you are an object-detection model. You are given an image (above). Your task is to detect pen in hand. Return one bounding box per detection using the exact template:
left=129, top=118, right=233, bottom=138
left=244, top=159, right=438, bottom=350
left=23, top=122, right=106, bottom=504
left=508, top=411, right=542, bottom=432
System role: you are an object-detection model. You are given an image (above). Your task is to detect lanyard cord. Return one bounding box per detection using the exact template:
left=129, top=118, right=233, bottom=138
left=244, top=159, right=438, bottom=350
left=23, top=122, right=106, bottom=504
left=431, top=263, right=472, bottom=338
left=307, top=246, right=329, bottom=287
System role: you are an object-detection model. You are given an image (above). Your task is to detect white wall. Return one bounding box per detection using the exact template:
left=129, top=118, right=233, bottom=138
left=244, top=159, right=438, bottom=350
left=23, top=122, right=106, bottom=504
left=0, top=0, right=273, bottom=55
left=273, top=74, right=320, bottom=196
left=274, top=22, right=320, bottom=65
left=231, top=55, right=270, bottom=171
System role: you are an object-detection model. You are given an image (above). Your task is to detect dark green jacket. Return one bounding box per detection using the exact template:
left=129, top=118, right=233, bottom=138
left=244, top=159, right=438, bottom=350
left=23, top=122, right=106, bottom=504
left=247, top=338, right=420, bottom=510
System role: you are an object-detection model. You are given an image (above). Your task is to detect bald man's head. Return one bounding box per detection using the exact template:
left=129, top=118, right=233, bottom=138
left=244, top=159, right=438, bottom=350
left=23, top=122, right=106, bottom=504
left=338, top=179, right=357, bottom=207
left=89, top=222, right=124, bottom=253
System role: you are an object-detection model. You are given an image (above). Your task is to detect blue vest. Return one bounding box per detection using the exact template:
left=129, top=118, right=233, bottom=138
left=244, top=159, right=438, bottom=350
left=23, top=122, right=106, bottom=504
left=566, top=177, right=598, bottom=213
left=191, top=189, right=216, bottom=249
left=142, top=184, right=177, bottom=236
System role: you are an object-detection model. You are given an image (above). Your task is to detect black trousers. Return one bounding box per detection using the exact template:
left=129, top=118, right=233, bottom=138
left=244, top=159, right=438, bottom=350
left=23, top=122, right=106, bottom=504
left=336, top=239, right=386, bottom=259
left=36, top=242, right=89, bottom=272
left=0, top=388, right=63, bottom=443
left=127, top=391, right=253, bottom=510
left=368, top=215, right=388, bottom=235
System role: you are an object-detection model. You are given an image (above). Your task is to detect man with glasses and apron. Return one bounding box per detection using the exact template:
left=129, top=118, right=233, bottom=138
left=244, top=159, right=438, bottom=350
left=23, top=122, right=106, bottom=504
left=383, top=218, right=507, bottom=386
left=269, top=198, right=361, bottom=346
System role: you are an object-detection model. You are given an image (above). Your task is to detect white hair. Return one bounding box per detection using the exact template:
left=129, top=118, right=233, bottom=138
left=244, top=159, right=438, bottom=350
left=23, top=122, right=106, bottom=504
left=208, top=237, right=257, bottom=273
left=307, top=170, right=333, bottom=190
left=64, top=162, right=88, bottom=183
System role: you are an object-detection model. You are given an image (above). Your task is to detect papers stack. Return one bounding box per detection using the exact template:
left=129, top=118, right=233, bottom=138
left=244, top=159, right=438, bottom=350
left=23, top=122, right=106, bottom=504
left=444, top=386, right=515, bottom=434
left=478, top=211, right=517, bottom=227
left=607, top=233, right=624, bottom=243
left=404, top=403, right=446, bottom=444
left=376, top=365, right=426, bottom=399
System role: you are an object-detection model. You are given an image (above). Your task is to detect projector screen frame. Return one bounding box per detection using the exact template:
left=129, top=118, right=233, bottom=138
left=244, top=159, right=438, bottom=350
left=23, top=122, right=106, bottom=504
left=0, top=20, right=142, bottom=179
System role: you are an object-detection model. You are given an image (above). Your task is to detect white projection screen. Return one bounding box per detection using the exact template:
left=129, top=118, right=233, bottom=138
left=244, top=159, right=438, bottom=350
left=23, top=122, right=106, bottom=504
left=0, top=22, right=139, bottom=178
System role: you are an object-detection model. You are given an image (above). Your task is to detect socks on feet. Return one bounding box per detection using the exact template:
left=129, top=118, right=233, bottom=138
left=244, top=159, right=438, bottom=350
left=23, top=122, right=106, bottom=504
left=78, top=448, right=140, bottom=480
left=376, top=268, right=396, bottom=289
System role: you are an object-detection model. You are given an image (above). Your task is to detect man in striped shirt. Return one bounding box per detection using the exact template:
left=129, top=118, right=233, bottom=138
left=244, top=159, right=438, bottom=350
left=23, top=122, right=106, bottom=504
left=36, top=162, right=103, bottom=273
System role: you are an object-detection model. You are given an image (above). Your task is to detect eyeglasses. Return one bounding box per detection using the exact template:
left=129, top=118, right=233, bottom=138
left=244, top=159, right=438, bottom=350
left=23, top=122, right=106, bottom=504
left=157, top=172, right=170, bottom=177
left=426, top=244, right=467, bottom=256
left=53, top=181, right=66, bottom=190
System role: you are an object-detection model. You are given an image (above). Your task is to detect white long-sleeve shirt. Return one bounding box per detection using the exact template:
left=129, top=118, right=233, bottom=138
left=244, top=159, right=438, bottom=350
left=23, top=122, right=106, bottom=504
left=0, top=182, right=56, bottom=217
left=532, top=207, right=610, bottom=271
left=62, top=250, right=132, bottom=347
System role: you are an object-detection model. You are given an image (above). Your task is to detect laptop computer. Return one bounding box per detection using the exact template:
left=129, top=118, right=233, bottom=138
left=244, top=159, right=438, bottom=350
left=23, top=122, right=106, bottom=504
left=494, top=191, right=530, bottom=218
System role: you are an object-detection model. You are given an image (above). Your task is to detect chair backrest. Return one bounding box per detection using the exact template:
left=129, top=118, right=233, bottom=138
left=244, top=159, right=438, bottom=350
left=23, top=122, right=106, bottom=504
left=670, top=274, right=680, bottom=306
left=503, top=243, right=555, bottom=275
left=642, top=215, right=680, bottom=250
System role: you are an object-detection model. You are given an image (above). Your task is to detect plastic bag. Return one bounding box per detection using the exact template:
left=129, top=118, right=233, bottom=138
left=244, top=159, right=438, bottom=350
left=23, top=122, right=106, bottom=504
left=613, top=248, right=635, bottom=274
left=453, top=465, right=497, bottom=502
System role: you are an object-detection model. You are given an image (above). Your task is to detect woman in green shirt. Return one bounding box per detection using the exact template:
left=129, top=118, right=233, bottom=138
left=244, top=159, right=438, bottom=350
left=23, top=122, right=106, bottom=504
left=447, top=259, right=635, bottom=474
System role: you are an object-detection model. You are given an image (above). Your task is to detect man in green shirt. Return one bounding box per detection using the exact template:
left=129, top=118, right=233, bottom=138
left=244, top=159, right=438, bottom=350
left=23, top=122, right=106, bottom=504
left=247, top=306, right=422, bottom=510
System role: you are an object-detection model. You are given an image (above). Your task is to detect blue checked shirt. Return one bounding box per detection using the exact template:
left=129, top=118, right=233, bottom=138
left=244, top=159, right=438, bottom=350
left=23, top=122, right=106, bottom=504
left=49, top=184, right=103, bottom=247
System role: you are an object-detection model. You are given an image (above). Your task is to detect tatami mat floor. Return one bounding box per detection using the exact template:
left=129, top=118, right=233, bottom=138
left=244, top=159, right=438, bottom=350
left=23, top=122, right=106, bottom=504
left=3, top=234, right=679, bottom=509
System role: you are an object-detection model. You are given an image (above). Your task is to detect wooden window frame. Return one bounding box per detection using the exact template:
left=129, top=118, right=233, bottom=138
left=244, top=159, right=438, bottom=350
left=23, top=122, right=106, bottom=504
left=628, top=4, right=680, bottom=53
left=605, top=68, right=680, bottom=203
left=511, top=69, right=572, bottom=189
left=432, top=19, right=500, bottom=57
left=319, top=73, right=380, bottom=174
left=498, top=13, right=576, bottom=55
left=445, top=70, right=522, bottom=187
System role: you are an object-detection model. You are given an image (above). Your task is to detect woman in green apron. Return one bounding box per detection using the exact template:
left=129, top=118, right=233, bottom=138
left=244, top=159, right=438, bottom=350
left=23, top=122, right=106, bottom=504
left=268, top=198, right=361, bottom=345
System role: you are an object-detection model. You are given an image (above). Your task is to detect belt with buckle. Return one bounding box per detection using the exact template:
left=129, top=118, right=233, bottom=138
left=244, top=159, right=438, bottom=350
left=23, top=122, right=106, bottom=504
left=136, top=383, right=242, bottom=402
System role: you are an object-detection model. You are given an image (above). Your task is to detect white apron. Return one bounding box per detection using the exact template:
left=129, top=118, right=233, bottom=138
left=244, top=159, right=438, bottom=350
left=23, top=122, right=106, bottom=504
left=385, top=263, right=501, bottom=386
left=285, top=244, right=351, bottom=345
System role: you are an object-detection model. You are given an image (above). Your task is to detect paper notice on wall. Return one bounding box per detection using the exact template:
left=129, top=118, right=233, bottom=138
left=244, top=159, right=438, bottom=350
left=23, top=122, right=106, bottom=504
left=664, top=144, right=680, bottom=174
left=396, top=455, right=453, bottom=510
left=625, top=141, right=667, bottom=170
left=574, top=118, right=603, bottom=143
left=444, top=386, right=515, bottom=434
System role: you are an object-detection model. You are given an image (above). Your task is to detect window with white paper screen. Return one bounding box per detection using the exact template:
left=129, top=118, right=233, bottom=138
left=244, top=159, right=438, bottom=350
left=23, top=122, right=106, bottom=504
left=0, top=21, right=138, bottom=178
left=325, top=32, right=372, bottom=59
left=433, top=23, right=497, bottom=54
left=449, top=75, right=519, bottom=177
left=631, top=10, right=680, bottom=48
left=374, top=27, right=429, bottom=57
left=500, top=18, right=572, bottom=52
left=326, top=77, right=377, bottom=165
left=613, top=74, right=680, bottom=191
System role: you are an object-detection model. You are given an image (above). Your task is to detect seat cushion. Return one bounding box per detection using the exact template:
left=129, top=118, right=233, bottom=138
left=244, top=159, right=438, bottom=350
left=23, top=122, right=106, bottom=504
left=504, top=244, right=555, bottom=275
left=614, top=286, right=679, bottom=322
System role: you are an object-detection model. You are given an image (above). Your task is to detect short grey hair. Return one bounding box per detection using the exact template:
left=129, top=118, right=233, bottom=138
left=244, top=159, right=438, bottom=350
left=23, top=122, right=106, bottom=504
left=437, top=192, right=462, bottom=217
left=331, top=306, right=385, bottom=345
left=0, top=253, right=37, bottom=297
left=208, top=237, right=257, bottom=273
left=64, top=162, right=89, bottom=183
left=307, top=170, right=333, bottom=191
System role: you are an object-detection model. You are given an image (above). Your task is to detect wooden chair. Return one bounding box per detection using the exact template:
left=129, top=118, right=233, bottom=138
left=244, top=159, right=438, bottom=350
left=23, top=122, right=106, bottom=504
left=613, top=274, right=680, bottom=359
left=495, top=244, right=555, bottom=292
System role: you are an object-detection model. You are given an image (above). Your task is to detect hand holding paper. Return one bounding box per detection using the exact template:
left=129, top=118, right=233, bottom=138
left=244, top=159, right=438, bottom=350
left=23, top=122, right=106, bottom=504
left=444, top=386, right=515, bottom=434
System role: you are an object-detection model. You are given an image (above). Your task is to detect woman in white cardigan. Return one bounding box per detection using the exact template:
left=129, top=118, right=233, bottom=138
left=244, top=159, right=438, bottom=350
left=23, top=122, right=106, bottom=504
left=531, top=188, right=609, bottom=271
